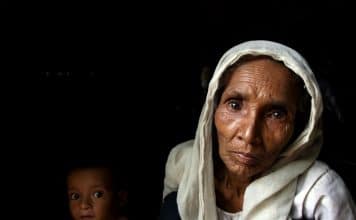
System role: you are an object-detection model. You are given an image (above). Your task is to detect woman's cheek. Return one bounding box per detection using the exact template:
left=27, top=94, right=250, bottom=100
left=265, top=121, right=294, bottom=152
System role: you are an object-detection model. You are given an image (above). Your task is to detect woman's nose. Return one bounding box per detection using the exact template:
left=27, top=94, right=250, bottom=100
left=238, top=113, right=262, bottom=145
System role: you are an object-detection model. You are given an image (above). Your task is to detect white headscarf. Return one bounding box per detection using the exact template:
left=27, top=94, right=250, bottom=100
left=163, top=40, right=323, bottom=220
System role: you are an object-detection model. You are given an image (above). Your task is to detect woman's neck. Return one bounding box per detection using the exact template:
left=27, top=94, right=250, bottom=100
left=215, top=168, right=251, bottom=212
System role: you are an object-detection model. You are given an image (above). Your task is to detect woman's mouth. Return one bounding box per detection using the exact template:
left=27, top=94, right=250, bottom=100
left=230, top=151, right=259, bottom=166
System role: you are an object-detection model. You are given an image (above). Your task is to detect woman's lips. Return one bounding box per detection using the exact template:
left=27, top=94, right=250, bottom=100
left=230, top=151, right=260, bottom=166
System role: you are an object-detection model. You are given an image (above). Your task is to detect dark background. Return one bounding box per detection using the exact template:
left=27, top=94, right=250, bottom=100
left=4, top=0, right=356, bottom=219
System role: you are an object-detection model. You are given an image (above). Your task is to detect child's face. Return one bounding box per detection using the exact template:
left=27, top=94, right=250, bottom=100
left=67, top=168, right=116, bottom=220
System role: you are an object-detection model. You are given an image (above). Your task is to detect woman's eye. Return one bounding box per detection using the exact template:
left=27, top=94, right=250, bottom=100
left=269, top=109, right=287, bottom=119
left=228, top=100, right=242, bottom=110
left=93, top=191, right=104, bottom=198
left=70, top=193, right=80, bottom=200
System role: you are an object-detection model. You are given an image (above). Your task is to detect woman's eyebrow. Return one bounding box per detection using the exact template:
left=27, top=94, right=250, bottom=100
left=268, top=102, right=288, bottom=109
left=224, top=89, right=291, bottom=107
left=224, top=90, right=246, bottom=99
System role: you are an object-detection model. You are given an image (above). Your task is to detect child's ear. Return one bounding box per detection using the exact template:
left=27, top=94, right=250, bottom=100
left=117, top=190, right=128, bottom=206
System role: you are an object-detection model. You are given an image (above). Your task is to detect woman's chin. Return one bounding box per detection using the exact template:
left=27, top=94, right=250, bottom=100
left=226, top=162, right=261, bottom=180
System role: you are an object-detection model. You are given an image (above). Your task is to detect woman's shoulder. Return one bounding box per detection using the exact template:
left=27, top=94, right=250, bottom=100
left=162, top=140, right=194, bottom=198
left=298, top=160, right=347, bottom=192
left=292, top=160, right=356, bottom=219
left=166, top=139, right=194, bottom=164
left=164, top=139, right=194, bottom=178
left=296, top=160, right=352, bottom=200
left=298, top=160, right=329, bottom=185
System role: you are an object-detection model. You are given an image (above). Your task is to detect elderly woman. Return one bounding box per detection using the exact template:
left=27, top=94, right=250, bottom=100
left=160, top=40, right=356, bottom=220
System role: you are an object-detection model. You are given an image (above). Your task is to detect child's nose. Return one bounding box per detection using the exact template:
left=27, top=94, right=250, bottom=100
left=80, top=197, right=92, bottom=209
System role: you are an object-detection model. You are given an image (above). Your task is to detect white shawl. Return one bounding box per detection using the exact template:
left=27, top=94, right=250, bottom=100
left=163, top=40, right=323, bottom=220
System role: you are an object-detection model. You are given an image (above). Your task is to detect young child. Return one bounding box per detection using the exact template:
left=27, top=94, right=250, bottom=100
left=66, top=160, right=128, bottom=220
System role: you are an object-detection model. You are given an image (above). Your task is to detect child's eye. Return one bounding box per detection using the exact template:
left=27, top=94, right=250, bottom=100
left=93, top=191, right=104, bottom=198
left=70, top=193, right=80, bottom=200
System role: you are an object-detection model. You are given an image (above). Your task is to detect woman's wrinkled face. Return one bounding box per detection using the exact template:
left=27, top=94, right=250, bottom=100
left=67, top=168, right=116, bottom=220
left=214, top=58, right=300, bottom=180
